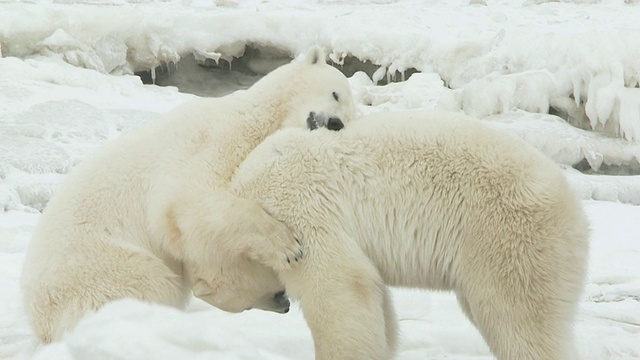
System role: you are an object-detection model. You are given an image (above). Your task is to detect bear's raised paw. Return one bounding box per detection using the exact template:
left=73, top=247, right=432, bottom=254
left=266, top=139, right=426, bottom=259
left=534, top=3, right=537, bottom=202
left=263, top=234, right=304, bottom=272
left=242, top=219, right=304, bottom=272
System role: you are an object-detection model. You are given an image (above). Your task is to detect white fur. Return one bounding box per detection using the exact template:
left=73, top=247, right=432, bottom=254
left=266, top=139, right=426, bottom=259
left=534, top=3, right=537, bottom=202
left=229, top=111, right=590, bottom=360
left=20, top=47, right=356, bottom=343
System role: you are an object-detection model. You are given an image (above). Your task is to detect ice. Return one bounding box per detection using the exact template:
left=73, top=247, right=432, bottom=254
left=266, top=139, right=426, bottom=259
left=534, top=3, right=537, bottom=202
left=618, top=87, right=640, bottom=142
left=0, top=136, right=71, bottom=174
left=452, top=69, right=558, bottom=118
left=2, top=2, right=640, bottom=139
left=153, top=54, right=262, bottom=97
left=565, top=168, right=640, bottom=204
left=93, top=35, right=129, bottom=74
left=0, top=183, right=23, bottom=213
left=482, top=112, right=640, bottom=171
left=30, top=299, right=308, bottom=360
left=1, top=1, right=640, bottom=359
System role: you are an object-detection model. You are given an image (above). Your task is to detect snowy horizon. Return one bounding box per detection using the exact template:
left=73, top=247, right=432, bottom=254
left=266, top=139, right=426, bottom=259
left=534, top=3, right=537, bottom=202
left=1, top=1, right=639, bottom=359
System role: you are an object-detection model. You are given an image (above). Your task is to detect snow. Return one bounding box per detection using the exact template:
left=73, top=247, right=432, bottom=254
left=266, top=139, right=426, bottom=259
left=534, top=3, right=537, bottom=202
left=0, top=0, right=639, bottom=359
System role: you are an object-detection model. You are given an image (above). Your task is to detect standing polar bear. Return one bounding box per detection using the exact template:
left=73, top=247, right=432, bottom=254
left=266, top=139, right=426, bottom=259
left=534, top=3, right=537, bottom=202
left=229, top=111, right=590, bottom=360
left=20, top=47, right=356, bottom=343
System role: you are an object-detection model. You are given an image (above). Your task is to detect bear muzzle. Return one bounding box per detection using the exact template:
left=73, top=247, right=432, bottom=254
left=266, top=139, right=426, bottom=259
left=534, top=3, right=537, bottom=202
left=273, top=290, right=290, bottom=314
left=307, top=112, right=344, bottom=131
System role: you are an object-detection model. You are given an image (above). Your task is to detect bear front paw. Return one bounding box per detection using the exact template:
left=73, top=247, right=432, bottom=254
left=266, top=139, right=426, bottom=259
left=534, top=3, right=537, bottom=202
left=287, top=238, right=304, bottom=264
left=244, top=218, right=303, bottom=272
left=269, top=236, right=304, bottom=271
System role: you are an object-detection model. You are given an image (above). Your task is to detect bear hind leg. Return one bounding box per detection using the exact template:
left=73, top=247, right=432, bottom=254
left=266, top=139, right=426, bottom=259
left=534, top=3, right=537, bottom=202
left=29, top=243, right=189, bottom=342
left=460, top=285, right=578, bottom=360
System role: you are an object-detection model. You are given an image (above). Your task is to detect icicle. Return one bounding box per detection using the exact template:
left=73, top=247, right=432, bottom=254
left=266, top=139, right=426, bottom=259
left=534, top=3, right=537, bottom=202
left=570, top=67, right=583, bottom=108
left=582, top=148, right=604, bottom=172
left=618, top=88, right=640, bottom=142
left=151, top=67, right=156, bottom=84
left=372, top=66, right=387, bottom=84
left=329, top=52, right=346, bottom=66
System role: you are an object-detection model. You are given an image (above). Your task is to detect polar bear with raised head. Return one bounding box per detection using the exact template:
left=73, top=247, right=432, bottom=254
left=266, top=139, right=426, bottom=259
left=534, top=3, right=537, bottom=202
left=20, top=47, right=356, bottom=343
left=229, top=111, right=589, bottom=360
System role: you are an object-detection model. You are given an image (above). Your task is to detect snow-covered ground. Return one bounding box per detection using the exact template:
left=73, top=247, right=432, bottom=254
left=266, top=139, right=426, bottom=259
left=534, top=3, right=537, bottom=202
left=1, top=0, right=639, bottom=359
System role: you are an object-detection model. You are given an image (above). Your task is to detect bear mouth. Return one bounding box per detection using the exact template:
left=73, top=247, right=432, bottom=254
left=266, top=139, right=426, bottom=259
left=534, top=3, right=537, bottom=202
left=307, top=112, right=344, bottom=131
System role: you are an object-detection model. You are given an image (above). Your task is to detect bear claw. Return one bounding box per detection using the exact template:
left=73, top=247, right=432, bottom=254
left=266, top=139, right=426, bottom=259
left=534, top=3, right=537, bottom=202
left=286, top=249, right=303, bottom=264
left=280, top=248, right=303, bottom=267
left=266, top=234, right=304, bottom=271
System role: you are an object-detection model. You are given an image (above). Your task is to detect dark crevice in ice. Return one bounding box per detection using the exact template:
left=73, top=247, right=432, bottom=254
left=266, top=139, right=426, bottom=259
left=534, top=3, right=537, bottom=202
left=136, top=44, right=419, bottom=97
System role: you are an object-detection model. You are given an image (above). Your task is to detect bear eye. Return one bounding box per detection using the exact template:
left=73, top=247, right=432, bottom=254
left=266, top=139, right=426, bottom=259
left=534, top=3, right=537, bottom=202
left=332, top=91, right=339, bottom=101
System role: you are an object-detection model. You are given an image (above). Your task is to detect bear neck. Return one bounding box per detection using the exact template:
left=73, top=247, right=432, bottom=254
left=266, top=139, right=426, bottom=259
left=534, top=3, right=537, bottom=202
left=240, top=87, right=292, bottom=136
left=212, top=90, right=290, bottom=184
left=244, top=65, right=303, bottom=131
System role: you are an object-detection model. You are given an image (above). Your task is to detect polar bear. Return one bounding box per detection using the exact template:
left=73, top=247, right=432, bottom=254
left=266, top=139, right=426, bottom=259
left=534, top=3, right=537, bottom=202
left=228, top=111, right=590, bottom=360
left=20, top=47, right=356, bottom=343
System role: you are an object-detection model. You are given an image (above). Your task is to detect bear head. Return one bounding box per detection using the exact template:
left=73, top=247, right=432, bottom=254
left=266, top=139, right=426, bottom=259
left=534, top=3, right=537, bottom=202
left=188, top=258, right=290, bottom=314
left=247, top=46, right=356, bottom=132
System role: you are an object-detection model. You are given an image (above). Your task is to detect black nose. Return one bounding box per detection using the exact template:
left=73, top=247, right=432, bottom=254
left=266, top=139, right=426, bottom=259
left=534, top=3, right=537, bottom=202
left=326, top=117, right=344, bottom=131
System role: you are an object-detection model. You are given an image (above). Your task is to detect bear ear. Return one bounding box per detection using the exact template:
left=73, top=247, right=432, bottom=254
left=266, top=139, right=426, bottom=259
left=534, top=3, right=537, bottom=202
left=306, top=46, right=326, bottom=65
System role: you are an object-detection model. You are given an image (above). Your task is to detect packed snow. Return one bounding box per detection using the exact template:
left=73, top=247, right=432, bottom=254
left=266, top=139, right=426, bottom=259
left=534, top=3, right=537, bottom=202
left=1, top=0, right=639, bottom=359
